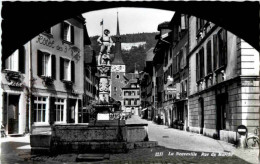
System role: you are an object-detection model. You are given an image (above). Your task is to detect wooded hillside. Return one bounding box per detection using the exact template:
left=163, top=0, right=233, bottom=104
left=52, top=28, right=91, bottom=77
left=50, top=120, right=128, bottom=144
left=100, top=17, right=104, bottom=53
left=89, top=32, right=158, bottom=73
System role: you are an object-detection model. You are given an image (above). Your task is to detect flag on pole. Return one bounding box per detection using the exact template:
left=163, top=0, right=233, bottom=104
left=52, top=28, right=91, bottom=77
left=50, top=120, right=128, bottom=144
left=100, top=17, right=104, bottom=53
left=100, top=19, right=103, bottom=26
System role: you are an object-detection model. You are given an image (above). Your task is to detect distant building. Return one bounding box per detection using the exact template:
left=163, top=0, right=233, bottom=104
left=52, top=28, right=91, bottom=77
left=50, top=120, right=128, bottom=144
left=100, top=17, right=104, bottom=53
left=170, top=13, right=189, bottom=130
left=140, top=48, right=155, bottom=120
left=120, top=42, right=146, bottom=51
left=82, top=45, right=98, bottom=123
left=1, top=15, right=90, bottom=134
left=122, top=73, right=141, bottom=116
left=153, top=21, right=172, bottom=125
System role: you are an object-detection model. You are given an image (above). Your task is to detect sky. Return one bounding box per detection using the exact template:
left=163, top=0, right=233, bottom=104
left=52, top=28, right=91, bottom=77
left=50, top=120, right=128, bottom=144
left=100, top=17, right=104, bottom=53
left=83, top=7, right=175, bottom=37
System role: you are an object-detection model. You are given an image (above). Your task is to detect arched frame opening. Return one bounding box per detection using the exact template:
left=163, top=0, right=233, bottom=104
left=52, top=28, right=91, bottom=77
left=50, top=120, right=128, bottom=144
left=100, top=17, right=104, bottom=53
left=1, top=1, right=259, bottom=60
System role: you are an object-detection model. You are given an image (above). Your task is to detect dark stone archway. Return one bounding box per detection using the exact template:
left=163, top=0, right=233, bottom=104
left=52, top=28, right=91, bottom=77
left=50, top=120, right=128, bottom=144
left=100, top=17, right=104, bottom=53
left=1, top=1, right=259, bottom=60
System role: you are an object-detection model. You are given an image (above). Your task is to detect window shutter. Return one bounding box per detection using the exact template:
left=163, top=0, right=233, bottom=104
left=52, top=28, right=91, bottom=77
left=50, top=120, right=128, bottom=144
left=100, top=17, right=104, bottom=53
left=66, top=98, right=71, bottom=123
left=2, top=57, right=6, bottom=70
left=49, top=97, right=55, bottom=125
left=37, top=50, right=43, bottom=76
left=213, top=34, right=218, bottom=70
left=207, top=40, right=212, bottom=74
left=19, top=46, right=25, bottom=73
left=71, top=26, right=74, bottom=44
left=3, top=93, right=7, bottom=125
left=60, top=57, right=64, bottom=80
left=71, top=61, right=75, bottom=82
left=200, top=48, right=205, bottom=78
left=223, top=30, right=228, bottom=65
left=51, top=55, right=56, bottom=79
left=196, top=53, right=199, bottom=81
left=60, top=22, right=64, bottom=40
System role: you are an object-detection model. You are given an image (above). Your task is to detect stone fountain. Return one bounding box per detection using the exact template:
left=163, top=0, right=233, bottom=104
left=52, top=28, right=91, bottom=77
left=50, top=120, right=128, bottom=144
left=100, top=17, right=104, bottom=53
left=30, top=41, right=157, bottom=156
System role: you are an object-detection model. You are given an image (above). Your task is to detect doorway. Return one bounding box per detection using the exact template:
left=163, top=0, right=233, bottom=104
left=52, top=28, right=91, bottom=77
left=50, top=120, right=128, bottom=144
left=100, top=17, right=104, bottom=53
left=8, top=95, right=20, bottom=134
left=199, top=98, right=204, bottom=134
left=216, top=94, right=226, bottom=138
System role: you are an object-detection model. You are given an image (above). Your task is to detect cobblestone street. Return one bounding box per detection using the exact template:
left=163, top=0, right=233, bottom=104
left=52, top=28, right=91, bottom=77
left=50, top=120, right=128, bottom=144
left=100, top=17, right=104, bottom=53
left=1, top=116, right=259, bottom=164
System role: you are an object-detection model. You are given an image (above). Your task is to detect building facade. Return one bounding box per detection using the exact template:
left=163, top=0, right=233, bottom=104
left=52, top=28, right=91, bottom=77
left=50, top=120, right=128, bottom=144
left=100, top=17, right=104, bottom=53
left=188, top=16, right=259, bottom=143
left=1, top=15, right=90, bottom=134
left=82, top=45, right=98, bottom=123
left=122, top=73, right=141, bottom=116
left=140, top=48, right=155, bottom=120
left=153, top=21, right=174, bottom=126
left=170, top=13, right=189, bottom=130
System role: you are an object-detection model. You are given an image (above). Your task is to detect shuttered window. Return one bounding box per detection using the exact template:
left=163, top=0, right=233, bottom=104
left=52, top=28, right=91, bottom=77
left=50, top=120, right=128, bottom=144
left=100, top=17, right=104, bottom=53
left=37, top=50, right=43, bottom=76
left=60, top=57, right=75, bottom=82
left=213, top=34, right=218, bottom=70
left=213, top=29, right=227, bottom=70
left=19, top=46, right=25, bottom=73
left=196, top=53, right=200, bottom=81
left=51, top=55, right=56, bottom=79
left=218, top=29, right=227, bottom=67
left=60, top=57, right=64, bottom=80
left=63, top=59, right=70, bottom=81
left=207, top=40, right=212, bottom=74
left=71, top=61, right=75, bottom=82
left=37, top=50, right=56, bottom=78
left=199, top=47, right=205, bottom=79
left=5, top=49, right=19, bottom=72
left=62, top=21, right=74, bottom=44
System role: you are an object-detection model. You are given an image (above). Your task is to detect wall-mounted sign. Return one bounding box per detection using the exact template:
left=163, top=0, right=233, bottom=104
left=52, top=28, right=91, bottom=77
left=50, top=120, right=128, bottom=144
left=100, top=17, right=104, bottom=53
left=237, top=125, right=247, bottom=136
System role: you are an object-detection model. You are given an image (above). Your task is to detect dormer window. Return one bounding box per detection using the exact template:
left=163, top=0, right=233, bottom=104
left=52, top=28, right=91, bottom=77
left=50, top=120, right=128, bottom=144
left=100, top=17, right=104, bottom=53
left=62, top=21, right=74, bottom=44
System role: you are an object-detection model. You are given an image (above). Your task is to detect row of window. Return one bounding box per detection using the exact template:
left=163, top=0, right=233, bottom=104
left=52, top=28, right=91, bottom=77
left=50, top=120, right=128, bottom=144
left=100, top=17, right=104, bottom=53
left=124, top=90, right=140, bottom=96
left=34, top=96, right=66, bottom=123
left=86, top=81, right=97, bottom=95
left=124, top=99, right=140, bottom=106
left=2, top=48, right=76, bottom=84
left=163, top=43, right=189, bottom=84
left=196, top=29, right=227, bottom=82
left=34, top=96, right=89, bottom=124
left=37, top=50, right=75, bottom=82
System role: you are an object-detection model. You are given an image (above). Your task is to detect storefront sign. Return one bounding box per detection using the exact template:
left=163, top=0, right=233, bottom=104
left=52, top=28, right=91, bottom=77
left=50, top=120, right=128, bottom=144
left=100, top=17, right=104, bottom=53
left=237, top=125, right=247, bottom=135
left=8, top=81, right=23, bottom=87
left=93, top=104, right=113, bottom=108
left=36, top=34, right=81, bottom=61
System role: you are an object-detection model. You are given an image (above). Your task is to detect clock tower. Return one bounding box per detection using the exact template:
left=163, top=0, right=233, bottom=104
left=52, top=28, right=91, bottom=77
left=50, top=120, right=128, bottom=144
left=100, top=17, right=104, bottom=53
left=110, top=12, right=126, bottom=105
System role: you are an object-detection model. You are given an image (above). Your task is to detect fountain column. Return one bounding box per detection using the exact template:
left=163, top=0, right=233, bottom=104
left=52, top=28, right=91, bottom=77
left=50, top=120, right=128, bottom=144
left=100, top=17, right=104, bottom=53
left=96, top=64, right=111, bottom=120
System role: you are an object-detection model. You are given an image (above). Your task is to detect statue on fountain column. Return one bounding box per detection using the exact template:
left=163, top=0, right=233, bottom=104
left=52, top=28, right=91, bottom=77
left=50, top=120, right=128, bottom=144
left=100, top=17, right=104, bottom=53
left=97, top=29, right=113, bottom=65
